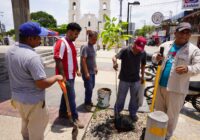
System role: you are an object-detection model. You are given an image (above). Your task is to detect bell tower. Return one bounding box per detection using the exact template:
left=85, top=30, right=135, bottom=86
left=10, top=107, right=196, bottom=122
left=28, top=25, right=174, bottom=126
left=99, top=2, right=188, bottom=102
left=99, top=0, right=111, bottom=22
left=68, top=0, right=80, bottom=22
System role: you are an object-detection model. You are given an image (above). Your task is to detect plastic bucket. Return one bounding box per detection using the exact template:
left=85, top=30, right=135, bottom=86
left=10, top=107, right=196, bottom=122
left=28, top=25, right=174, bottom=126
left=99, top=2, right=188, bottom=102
left=97, top=88, right=111, bottom=108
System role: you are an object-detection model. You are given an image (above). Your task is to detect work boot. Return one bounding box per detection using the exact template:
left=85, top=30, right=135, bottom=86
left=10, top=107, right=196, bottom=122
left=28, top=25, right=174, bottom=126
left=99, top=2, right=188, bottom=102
left=84, top=102, right=95, bottom=112
left=84, top=104, right=92, bottom=112
left=74, top=119, right=84, bottom=129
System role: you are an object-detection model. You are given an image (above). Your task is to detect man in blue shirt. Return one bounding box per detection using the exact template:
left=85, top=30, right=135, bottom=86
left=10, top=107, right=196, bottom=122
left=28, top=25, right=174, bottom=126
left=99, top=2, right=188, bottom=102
left=6, top=21, right=63, bottom=140
left=153, top=22, right=200, bottom=140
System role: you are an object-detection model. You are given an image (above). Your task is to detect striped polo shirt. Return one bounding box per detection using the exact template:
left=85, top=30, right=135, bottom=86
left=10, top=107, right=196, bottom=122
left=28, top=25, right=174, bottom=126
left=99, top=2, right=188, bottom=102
left=54, top=37, right=77, bottom=79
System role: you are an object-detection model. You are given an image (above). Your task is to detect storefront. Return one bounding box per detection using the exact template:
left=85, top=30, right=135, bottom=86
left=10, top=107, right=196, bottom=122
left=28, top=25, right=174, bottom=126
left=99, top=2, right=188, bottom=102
left=182, top=10, right=200, bottom=46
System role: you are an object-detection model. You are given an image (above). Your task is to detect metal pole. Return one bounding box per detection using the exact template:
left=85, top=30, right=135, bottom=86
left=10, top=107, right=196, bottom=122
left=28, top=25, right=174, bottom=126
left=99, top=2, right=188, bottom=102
left=127, top=2, right=130, bottom=35
left=126, top=2, right=130, bottom=46
left=97, top=21, right=101, bottom=49
left=119, top=0, right=123, bottom=22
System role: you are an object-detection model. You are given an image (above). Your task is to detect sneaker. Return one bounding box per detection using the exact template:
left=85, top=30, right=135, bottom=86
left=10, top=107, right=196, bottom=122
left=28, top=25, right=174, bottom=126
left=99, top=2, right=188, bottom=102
left=84, top=102, right=94, bottom=106
left=89, top=102, right=94, bottom=107
left=74, top=119, right=84, bottom=129
left=84, top=103, right=96, bottom=112
left=130, top=115, right=138, bottom=122
left=84, top=104, right=92, bottom=112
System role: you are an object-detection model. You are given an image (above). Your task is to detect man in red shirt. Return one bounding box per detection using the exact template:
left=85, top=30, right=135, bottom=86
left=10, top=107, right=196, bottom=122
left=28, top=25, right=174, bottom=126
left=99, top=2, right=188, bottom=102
left=54, top=22, right=84, bottom=128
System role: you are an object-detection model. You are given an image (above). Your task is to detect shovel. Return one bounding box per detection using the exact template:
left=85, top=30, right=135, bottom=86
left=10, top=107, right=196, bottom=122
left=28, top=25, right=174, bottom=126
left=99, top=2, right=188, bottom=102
left=150, top=47, right=164, bottom=112
left=58, top=81, right=78, bottom=140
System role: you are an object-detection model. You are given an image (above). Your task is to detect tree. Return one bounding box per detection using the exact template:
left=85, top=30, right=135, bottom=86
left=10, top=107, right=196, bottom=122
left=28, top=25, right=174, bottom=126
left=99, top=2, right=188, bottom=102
left=6, top=29, right=15, bottom=36
left=57, top=24, right=67, bottom=29
left=99, top=15, right=132, bottom=50
left=31, top=11, right=57, bottom=28
left=135, top=25, right=155, bottom=37
left=50, top=24, right=68, bottom=35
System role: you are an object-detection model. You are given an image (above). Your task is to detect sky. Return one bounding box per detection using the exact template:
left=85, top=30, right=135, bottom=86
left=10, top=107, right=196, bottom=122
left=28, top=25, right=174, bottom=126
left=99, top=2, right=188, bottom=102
left=0, top=0, right=188, bottom=31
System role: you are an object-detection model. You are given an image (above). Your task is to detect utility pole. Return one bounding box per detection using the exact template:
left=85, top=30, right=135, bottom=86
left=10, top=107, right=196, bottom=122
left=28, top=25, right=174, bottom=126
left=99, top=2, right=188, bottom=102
left=126, top=1, right=140, bottom=46
left=119, top=0, right=123, bottom=22
left=0, top=12, right=4, bottom=34
left=11, top=0, right=30, bottom=41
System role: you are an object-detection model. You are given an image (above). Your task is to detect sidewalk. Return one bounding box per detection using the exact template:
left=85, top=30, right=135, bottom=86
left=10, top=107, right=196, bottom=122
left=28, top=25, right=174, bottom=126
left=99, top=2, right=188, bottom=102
left=0, top=100, right=92, bottom=140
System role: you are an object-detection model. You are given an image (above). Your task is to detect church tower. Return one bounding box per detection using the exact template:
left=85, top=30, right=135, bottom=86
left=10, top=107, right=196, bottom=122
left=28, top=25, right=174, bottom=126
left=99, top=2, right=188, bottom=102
left=98, top=0, right=111, bottom=22
left=68, top=0, right=80, bottom=22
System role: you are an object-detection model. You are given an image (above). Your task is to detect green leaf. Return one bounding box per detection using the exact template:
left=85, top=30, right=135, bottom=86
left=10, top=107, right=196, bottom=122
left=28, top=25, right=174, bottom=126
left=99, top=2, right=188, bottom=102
left=104, top=14, right=110, bottom=21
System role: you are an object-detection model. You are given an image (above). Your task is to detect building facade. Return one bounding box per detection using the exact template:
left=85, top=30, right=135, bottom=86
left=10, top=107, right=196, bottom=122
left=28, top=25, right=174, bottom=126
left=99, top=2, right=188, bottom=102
left=68, top=0, right=111, bottom=43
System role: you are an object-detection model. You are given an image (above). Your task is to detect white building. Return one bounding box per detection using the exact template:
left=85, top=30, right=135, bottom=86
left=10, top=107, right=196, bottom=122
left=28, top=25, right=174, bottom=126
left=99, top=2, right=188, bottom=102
left=68, top=0, right=111, bottom=43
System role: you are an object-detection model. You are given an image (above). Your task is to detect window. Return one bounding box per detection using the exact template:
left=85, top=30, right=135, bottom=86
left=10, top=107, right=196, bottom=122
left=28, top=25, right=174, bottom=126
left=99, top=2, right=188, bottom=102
left=88, top=21, right=91, bottom=27
left=73, top=2, right=76, bottom=10
left=103, top=2, right=107, bottom=10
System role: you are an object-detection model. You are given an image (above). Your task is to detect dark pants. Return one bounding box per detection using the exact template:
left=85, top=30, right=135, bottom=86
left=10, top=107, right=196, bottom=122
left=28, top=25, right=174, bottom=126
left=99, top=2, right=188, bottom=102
left=59, top=79, right=78, bottom=120
left=114, top=80, right=140, bottom=117
left=82, top=74, right=95, bottom=105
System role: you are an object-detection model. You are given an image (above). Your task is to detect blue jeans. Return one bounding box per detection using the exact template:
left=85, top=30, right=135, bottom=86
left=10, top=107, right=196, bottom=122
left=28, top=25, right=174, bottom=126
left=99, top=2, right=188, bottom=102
left=82, top=74, right=95, bottom=105
left=59, top=79, right=78, bottom=120
left=114, top=80, right=140, bottom=117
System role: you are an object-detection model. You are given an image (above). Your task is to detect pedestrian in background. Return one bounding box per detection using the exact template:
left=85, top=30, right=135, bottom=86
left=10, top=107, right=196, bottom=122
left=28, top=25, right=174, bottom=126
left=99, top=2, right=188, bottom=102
left=6, top=21, right=63, bottom=140
left=54, top=22, right=84, bottom=128
left=152, top=22, right=200, bottom=140
left=80, top=31, right=98, bottom=111
left=112, top=36, right=147, bottom=122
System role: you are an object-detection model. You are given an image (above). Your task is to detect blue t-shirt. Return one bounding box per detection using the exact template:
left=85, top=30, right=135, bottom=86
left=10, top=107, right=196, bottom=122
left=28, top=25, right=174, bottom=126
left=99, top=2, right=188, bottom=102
left=6, top=43, right=47, bottom=104
left=159, top=44, right=180, bottom=87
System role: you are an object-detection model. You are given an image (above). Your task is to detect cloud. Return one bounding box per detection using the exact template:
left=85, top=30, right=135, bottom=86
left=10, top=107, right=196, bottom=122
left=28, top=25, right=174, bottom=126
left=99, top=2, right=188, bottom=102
left=0, top=0, right=13, bottom=31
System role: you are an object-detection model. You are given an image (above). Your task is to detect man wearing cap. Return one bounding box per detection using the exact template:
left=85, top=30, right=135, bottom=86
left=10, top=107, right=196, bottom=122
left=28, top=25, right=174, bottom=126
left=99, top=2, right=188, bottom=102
left=5, top=21, right=63, bottom=140
left=54, top=22, right=84, bottom=128
left=112, top=36, right=147, bottom=122
left=152, top=22, right=200, bottom=140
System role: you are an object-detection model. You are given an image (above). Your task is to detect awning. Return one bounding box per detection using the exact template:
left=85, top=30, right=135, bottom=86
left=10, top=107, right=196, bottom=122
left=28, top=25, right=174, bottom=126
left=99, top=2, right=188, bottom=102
left=40, top=27, right=59, bottom=36
left=183, top=10, right=200, bottom=20
left=169, top=10, right=192, bottom=21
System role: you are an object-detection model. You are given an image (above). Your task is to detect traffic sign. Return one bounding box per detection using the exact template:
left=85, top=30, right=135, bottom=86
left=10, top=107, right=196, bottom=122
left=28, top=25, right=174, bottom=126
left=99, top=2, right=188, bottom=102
left=152, top=12, right=164, bottom=25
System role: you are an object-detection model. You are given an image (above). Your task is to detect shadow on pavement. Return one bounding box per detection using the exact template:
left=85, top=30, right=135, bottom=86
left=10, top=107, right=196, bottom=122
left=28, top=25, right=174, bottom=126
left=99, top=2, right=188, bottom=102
left=51, top=117, right=73, bottom=133
left=77, top=104, right=88, bottom=113
left=0, top=80, right=11, bottom=103
left=180, top=106, right=200, bottom=121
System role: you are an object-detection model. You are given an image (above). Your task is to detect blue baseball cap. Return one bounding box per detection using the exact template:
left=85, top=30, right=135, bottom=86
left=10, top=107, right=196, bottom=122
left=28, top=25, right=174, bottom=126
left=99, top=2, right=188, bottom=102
left=19, top=21, right=49, bottom=37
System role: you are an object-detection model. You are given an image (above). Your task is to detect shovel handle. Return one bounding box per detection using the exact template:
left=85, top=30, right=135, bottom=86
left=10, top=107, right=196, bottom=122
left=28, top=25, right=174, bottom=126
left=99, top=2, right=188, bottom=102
left=58, top=81, right=72, bottom=118
left=58, top=81, right=67, bottom=94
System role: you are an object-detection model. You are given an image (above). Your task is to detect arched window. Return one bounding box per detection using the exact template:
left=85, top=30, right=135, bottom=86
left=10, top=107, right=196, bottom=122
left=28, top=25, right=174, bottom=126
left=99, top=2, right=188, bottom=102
left=103, top=2, right=107, bottom=10
left=88, top=21, right=91, bottom=27
left=73, top=2, right=76, bottom=10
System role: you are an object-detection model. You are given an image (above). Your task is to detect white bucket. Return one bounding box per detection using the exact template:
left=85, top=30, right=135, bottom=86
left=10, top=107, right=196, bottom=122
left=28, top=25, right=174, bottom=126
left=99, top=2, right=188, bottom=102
left=97, top=88, right=111, bottom=108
